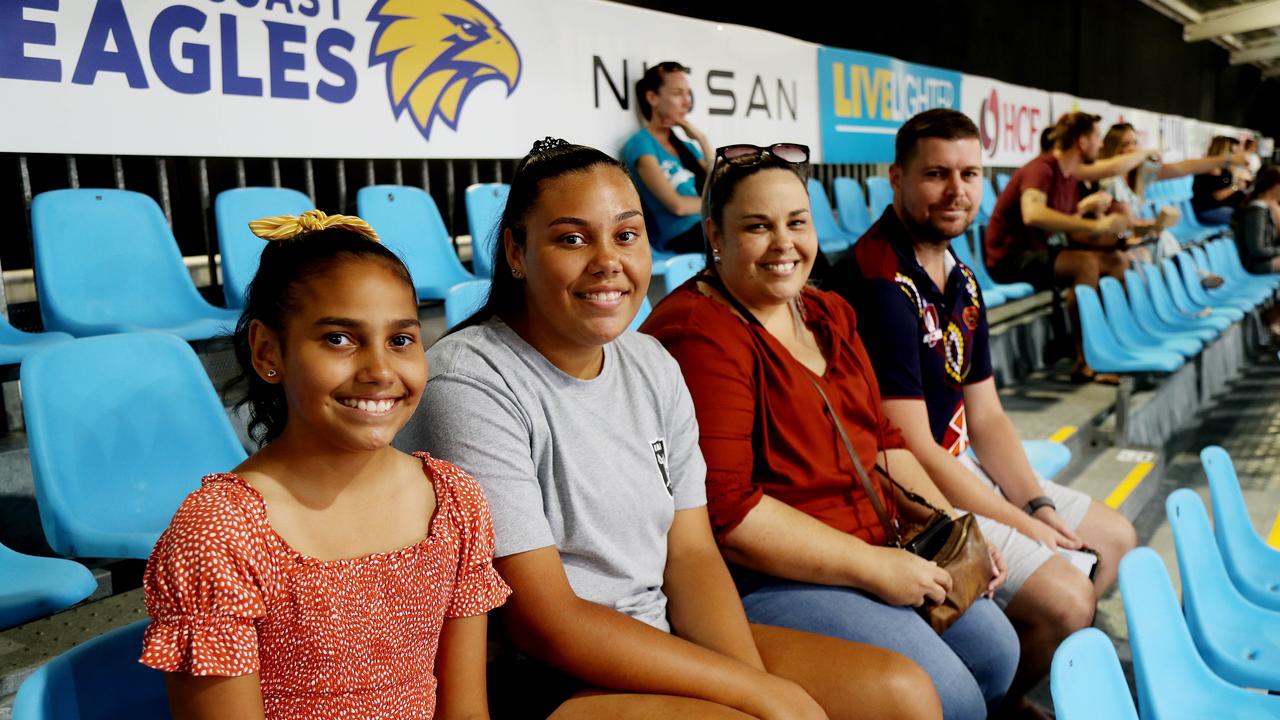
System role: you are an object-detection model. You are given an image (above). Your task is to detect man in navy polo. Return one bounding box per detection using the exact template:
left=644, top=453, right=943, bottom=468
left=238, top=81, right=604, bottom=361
left=828, top=109, right=1137, bottom=719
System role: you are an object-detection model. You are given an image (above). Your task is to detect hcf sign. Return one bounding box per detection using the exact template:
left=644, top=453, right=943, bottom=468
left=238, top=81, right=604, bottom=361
left=979, top=87, right=1043, bottom=157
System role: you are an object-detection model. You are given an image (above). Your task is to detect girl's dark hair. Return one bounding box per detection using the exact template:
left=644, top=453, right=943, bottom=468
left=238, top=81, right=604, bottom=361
left=1248, top=164, right=1280, bottom=202
left=1100, top=123, right=1135, bottom=161
left=450, top=137, right=629, bottom=333
left=702, top=152, right=809, bottom=271
left=634, top=61, right=707, bottom=193
left=1207, top=135, right=1240, bottom=157
left=228, top=227, right=414, bottom=446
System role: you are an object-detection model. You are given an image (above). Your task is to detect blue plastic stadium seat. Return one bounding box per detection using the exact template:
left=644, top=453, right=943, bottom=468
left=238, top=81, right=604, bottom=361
left=1121, top=269, right=1215, bottom=343
left=659, top=253, right=706, bottom=296
left=947, top=235, right=1006, bottom=307
left=0, top=320, right=72, bottom=367
left=444, top=280, right=489, bottom=330
left=358, top=185, right=476, bottom=301
left=1175, top=253, right=1253, bottom=316
left=978, top=176, right=999, bottom=224
left=13, top=619, right=170, bottom=719
left=831, top=177, right=872, bottom=237
left=865, top=176, right=893, bottom=221
left=1167, top=489, right=1280, bottom=691
left=1207, top=239, right=1280, bottom=292
left=22, top=334, right=248, bottom=559
left=806, top=179, right=855, bottom=253
left=1200, top=446, right=1280, bottom=612
left=1191, top=246, right=1272, bottom=307
left=1160, top=259, right=1242, bottom=324
left=31, top=189, right=240, bottom=341
left=0, top=543, right=96, bottom=630
left=215, top=187, right=314, bottom=309
left=629, top=296, right=652, bottom=332
left=964, top=230, right=1033, bottom=300
left=1050, top=628, right=1138, bottom=720
left=1140, top=264, right=1230, bottom=334
left=1119, top=547, right=1280, bottom=719
left=1098, top=277, right=1202, bottom=358
left=995, top=173, right=1012, bottom=194
left=1021, top=440, right=1072, bottom=480
left=1075, top=285, right=1184, bottom=374
left=464, top=183, right=510, bottom=278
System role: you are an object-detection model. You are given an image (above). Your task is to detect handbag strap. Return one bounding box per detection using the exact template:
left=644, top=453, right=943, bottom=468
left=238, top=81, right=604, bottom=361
left=698, top=272, right=905, bottom=545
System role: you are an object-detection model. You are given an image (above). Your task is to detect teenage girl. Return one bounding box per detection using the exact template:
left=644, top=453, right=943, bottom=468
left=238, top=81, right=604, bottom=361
left=140, top=211, right=510, bottom=719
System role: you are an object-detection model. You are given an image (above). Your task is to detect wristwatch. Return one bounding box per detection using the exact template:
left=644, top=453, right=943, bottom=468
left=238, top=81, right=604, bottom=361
left=1025, top=496, right=1056, bottom=515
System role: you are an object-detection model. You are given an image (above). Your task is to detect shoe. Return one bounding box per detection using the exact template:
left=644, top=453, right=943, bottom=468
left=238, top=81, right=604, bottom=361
left=1200, top=274, right=1225, bottom=289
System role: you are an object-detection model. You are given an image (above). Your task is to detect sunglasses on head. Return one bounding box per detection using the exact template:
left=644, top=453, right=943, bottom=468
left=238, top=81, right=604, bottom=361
left=715, top=143, right=810, bottom=166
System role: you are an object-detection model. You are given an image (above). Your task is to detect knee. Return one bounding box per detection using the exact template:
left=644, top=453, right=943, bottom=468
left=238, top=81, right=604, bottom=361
left=1099, top=515, right=1138, bottom=559
left=1046, top=573, right=1097, bottom=633
left=877, top=653, right=944, bottom=720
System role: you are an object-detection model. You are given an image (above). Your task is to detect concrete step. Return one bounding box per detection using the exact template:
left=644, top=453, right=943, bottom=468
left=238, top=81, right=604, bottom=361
left=1062, top=445, right=1165, bottom=523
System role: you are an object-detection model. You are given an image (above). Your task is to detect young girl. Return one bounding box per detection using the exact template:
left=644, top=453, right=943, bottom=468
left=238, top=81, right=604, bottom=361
left=399, top=138, right=942, bottom=720
left=139, top=210, right=510, bottom=719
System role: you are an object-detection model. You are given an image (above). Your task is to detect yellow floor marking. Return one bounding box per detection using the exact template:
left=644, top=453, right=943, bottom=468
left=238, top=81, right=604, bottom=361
left=1105, top=462, right=1154, bottom=509
left=1267, top=512, right=1280, bottom=550
left=1048, top=425, right=1078, bottom=443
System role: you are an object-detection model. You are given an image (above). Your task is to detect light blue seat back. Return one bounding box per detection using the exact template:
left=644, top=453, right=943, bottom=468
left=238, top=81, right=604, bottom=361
left=865, top=176, right=893, bottom=220
left=1020, top=439, right=1072, bottom=480
left=1119, top=547, right=1280, bottom=719
left=358, top=185, right=475, bottom=301
left=1201, top=446, right=1280, bottom=611
left=444, top=280, right=490, bottom=329
left=995, top=173, right=1012, bottom=194
left=1138, top=264, right=1222, bottom=336
left=1176, top=253, right=1249, bottom=316
left=1166, top=489, right=1280, bottom=691
left=1098, top=277, right=1200, bottom=357
left=965, top=229, right=1033, bottom=300
left=1076, top=285, right=1182, bottom=373
left=629, top=296, right=653, bottom=332
left=979, top=176, right=999, bottom=223
left=32, top=189, right=236, bottom=339
left=22, top=334, right=248, bottom=559
left=832, top=177, right=872, bottom=236
left=1192, top=245, right=1269, bottom=304
left=214, top=187, right=313, bottom=308
left=0, top=543, right=96, bottom=630
left=0, top=320, right=73, bottom=367
left=465, top=184, right=510, bottom=278
left=805, top=179, right=853, bottom=253
left=660, top=254, right=706, bottom=296
left=1050, top=628, right=1138, bottom=720
left=1161, top=259, right=1237, bottom=324
left=947, top=237, right=1006, bottom=307
left=13, top=620, right=170, bottom=719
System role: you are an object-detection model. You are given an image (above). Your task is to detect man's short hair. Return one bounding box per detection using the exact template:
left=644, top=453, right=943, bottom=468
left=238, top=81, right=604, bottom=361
left=894, top=109, right=980, bottom=167
left=1051, top=112, right=1101, bottom=152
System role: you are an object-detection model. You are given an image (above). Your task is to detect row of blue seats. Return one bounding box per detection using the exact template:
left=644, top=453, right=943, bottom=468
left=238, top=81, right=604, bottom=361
left=1078, top=240, right=1280, bottom=376
left=1050, top=446, right=1280, bottom=719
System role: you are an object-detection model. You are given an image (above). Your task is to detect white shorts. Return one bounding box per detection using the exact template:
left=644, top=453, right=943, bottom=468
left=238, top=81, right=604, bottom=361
left=955, top=454, right=1093, bottom=608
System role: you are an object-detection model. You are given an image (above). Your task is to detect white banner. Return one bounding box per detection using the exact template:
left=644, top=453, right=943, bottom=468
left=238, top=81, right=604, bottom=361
left=0, top=0, right=820, bottom=159
left=1049, top=92, right=1113, bottom=126
left=1159, top=115, right=1191, bottom=162
left=1110, top=106, right=1160, bottom=153
left=960, top=74, right=1051, bottom=167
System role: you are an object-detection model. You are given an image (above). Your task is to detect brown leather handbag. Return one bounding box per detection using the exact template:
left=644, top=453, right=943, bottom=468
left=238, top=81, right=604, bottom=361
left=806, top=375, right=994, bottom=634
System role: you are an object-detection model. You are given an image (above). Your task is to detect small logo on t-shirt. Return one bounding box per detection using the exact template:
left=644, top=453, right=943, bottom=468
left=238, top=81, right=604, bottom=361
left=922, top=305, right=943, bottom=347
left=651, top=439, right=673, bottom=496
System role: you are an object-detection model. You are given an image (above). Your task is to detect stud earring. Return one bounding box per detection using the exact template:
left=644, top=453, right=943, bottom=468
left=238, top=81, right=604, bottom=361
left=712, top=252, right=722, bottom=264
left=512, top=267, right=525, bottom=280
left=266, top=369, right=278, bottom=378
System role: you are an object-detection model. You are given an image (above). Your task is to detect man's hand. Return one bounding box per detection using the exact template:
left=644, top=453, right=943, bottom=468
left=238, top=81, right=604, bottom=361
left=985, top=541, right=1007, bottom=597
left=1032, top=506, right=1084, bottom=548
left=1078, top=191, right=1114, bottom=216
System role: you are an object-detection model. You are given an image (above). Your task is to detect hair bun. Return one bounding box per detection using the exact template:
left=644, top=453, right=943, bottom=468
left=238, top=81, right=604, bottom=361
left=530, top=137, right=569, bottom=156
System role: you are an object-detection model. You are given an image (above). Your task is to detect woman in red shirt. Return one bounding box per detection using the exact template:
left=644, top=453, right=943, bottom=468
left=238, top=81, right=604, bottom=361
left=643, top=145, right=1019, bottom=720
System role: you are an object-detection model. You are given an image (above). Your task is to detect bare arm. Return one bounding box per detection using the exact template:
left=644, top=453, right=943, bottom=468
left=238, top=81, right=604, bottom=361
left=494, top=545, right=808, bottom=718
left=164, top=674, right=266, bottom=720
left=435, top=615, right=492, bottom=720
left=1074, top=149, right=1155, bottom=181
left=1157, top=151, right=1245, bottom=180
left=720, top=494, right=951, bottom=607
left=1021, top=188, right=1130, bottom=244
left=635, top=155, right=702, bottom=216
left=676, top=120, right=713, bottom=173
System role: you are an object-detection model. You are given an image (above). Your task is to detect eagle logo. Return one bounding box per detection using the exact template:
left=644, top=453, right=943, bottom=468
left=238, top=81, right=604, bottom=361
left=368, top=0, right=522, bottom=141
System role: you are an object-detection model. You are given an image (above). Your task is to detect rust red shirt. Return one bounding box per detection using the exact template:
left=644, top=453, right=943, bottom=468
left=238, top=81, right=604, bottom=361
left=643, top=282, right=905, bottom=545
left=984, top=153, right=1079, bottom=267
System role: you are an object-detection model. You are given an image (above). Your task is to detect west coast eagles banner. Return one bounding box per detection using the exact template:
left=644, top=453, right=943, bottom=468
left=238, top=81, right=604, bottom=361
left=0, top=0, right=822, bottom=159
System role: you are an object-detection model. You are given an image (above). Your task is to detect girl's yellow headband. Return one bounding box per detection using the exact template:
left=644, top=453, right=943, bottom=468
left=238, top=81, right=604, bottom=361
left=248, top=209, right=380, bottom=243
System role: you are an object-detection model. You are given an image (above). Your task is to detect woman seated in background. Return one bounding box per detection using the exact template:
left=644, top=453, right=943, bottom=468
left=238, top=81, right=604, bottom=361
left=1235, top=165, right=1280, bottom=274
left=622, top=61, right=712, bottom=254
left=1192, top=135, right=1249, bottom=226
left=642, top=143, right=1019, bottom=720
left=399, top=137, right=941, bottom=720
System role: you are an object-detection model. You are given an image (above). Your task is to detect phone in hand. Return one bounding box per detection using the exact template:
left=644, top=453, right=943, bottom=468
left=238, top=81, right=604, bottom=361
left=1058, top=547, right=1099, bottom=581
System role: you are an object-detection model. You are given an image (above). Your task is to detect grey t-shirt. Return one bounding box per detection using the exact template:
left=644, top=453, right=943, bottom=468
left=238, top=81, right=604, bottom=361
left=397, top=319, right=707, bottom=632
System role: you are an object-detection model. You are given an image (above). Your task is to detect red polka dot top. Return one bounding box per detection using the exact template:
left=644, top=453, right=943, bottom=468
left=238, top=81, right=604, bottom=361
left=140, top=452, right=511, bottom=719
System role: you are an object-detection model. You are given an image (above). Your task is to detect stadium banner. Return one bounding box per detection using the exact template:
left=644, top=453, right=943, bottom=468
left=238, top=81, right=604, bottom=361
left=1158, top=114, right=1191, bottom=162
left=817, top=47, right=962, bottom=163
left=959, top=74, right=1050, bottom=168
left=1110, top=106, right=1160, bottom=153
left=1048, top=92, right=1113, bottom=126
left=0, top=0, right=821, bottom=159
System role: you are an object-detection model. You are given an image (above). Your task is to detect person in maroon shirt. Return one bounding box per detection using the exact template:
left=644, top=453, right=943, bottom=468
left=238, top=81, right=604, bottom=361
left=983, top=112, right=1152, bottom=380
left=643, top=143, right=1019, bottom=720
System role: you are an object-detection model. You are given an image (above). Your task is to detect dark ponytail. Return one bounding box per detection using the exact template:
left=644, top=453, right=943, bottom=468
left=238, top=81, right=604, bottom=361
left=228, top=227, right=414, bottom=446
